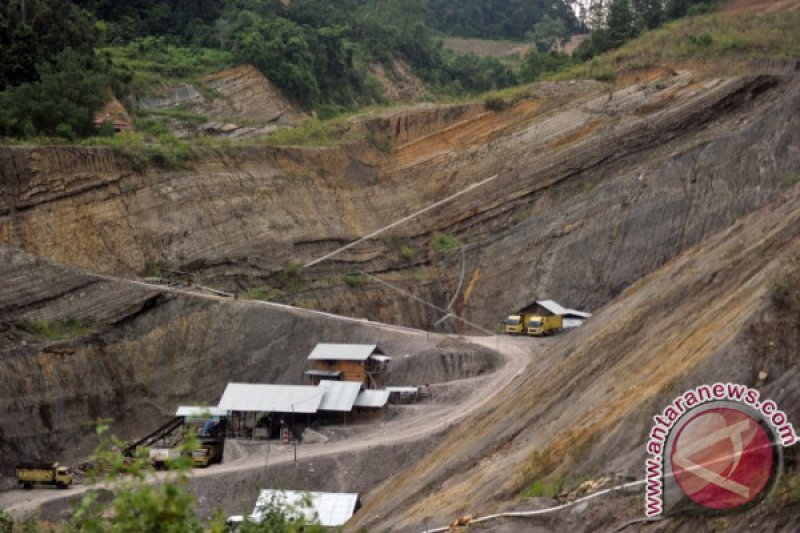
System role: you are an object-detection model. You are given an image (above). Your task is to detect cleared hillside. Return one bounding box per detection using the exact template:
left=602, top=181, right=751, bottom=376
left=350, top=170, right=800, bottom=533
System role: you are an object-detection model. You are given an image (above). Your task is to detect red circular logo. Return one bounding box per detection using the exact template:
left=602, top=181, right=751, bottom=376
left=670, top=407, right=774, bottom=510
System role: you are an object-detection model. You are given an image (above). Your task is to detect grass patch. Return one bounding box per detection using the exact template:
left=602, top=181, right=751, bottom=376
left=23, top=317, right=93, bottom=340
left=260, top=116, right=360, bottom=147
left=243, top=287, right=273, bottom=301
left=553, top=10, right=800, bottom=81
left=81, top=131, right=199, bottom=171
left=778, top=174, right=800, bottom=189
left=482, top=85, right=531, bottom=110
left=399, top=244, right=415, bottom=260
left=431, top=232, right=460, bottom=253
left=520, top=477, right=565, bottom=499
left=344, top=273, right=366, bottom=287
left=101, top=38, right=232, bottom=98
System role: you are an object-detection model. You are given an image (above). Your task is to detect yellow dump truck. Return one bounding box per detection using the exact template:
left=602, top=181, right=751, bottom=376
left=504, top=314, right=532, bottom=334
left=526, top=315, right=563, bottom=336
left=16, top=463, right=73, bottom=489
left=191, top=440, right=224, bottom=467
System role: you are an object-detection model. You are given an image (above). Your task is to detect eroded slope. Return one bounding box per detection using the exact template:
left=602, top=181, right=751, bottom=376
left=349, top=184, right=800, bottom=532
left=2, top=71, right=799, bottom=332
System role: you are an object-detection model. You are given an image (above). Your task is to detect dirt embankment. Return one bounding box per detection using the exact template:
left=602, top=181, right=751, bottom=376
left=348, top=183, right=800, bottom=532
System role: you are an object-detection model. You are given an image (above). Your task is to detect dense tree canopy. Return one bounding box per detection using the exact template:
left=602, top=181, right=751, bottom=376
left=427, top=0, right=581, bottom=40
left=0, top=0, right=724, bottom=140
left=0, top=0, right=106, bottom=138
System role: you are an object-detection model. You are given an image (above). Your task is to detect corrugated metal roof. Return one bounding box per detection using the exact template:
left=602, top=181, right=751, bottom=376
left=175, top=406, right=227, bottom=417
left=250, top=490, right=359, bottom=527
left=564, top=309, right=592, bottom=319
left=536, top=300, right=591, bottom=319
left=353, top=389, right=390, bottom=408
left=386, top=386, right=420, bottom=394
left=218, top=383, right=323, bottom=414
left=317, top=380, right=361, bottom=412
left=304, top=369, right=342, bottom=377
left=536, top=300, right=568, bottom=315
left=307, top=343, right=381, bottom=361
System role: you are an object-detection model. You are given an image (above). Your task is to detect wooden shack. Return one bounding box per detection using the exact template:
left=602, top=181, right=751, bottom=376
left=304, top=343, right=391, bottom=389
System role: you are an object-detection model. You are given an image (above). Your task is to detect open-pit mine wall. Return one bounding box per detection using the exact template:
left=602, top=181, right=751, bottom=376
left=2, top=73, right=799, bottom=334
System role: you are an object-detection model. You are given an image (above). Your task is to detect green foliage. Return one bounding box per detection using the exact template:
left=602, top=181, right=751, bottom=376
left=427, top=0, right=581, bottom=40
left=399, top=244, right=416, bottom=259
left=99, top=38, right=233, bottom=98
left=520, top=477, right=565, bottom=498
left=15, top=421, right=325, bottom=531
left=367, top=132, right=392, bottom=153
left=481, top=85, right=530, bottom=111
left=23, top=317, right=93, bottom=341
left=0, top=49, right=106, bottom=138
left=82, top=131, right=198, bottom=171
left=244, top=287, right=273, bottom=301
left=344, top=273, right=366, bottom=287
left=520, top=52, right=574, bottom=83
left=261, top=116, right=357, bottom=147
left=0, top=510, right=12, bottom=533
left=64, top=423, right=206, bottom=532
left=278, top=261, right=306, bottom=292
left=236, top=492, right=326, bottom=532
left=770, top=276, right=793, bottom=308
left=564, top=8, right=800, bottom=78
left=527, top=15, right=569, bottom=53
left=666, top=0, right=725, bottom=20
left=431, top=232, right=460, bottom=253
left=0, top=0, right=99, bottom=91
left=591, top=71, right=617, bottom=82
left=778, top=174, right=800, bottom=189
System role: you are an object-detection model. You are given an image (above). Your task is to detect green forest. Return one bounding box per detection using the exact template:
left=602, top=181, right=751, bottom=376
left=1, top=0, right=726, bottom=140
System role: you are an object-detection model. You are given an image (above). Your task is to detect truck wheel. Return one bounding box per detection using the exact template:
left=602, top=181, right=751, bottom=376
left=23, top=482, right=33, bottom=490
left=56, top=482, right=68, bottom=489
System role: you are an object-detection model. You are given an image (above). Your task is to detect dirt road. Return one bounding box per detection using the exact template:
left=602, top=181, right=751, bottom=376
left=0, top=332, right=539, bottom=519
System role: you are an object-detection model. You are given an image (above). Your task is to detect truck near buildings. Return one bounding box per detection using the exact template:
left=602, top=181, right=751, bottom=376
left=526, top=314, right=563, bottom=336
left=15, top=462, right=73, bottom=489
left=149, top=447, right=181, bottom=469
left=191, top=439, right=225, bottom=467
left=504, top=313, right=531, bottom=334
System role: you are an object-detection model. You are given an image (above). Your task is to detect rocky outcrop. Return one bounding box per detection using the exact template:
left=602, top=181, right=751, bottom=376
left=136, top=65, right=303, bottom=138
left=369, top=59, right=429, bottom=102
left=2, top=73, right=800, bottom=335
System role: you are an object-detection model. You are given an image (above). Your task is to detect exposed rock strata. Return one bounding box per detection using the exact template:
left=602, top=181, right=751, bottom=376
left=2, top=73, right=798, bottom=332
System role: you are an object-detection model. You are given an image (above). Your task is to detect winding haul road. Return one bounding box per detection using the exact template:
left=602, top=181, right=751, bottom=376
left=0, top=287, right=538, bottom=520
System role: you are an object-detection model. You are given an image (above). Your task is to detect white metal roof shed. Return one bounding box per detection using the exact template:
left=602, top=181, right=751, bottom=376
left=354, top=389, right=390, bottom=408
left=250, top=490, right=359, bottom=527
left=317, top=380, right=362, bottom=412
left=175, top=406, right=228, bottom=417
left=307, top=343, right=383, bottom=361
left=218, top=383, right=323, bottom=414
left=536, top=300, right=591, bottom=319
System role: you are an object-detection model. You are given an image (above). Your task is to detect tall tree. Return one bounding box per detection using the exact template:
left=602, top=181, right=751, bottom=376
left=633, top=0, right=664, bottom=29
left=606, top=0, right=639, bottom=48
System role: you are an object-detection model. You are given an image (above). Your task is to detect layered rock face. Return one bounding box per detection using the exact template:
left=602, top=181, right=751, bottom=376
left=2, top=73, right=799, bottom=333
left=350, top=178, right=800, bottom=533
left=136, top=65, right=303, bottom=138
left=0, top=247, right=496, bottom=475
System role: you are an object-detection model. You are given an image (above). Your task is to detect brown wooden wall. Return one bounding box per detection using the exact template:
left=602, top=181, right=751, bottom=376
left=313, top=360, right=366, bottom=384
